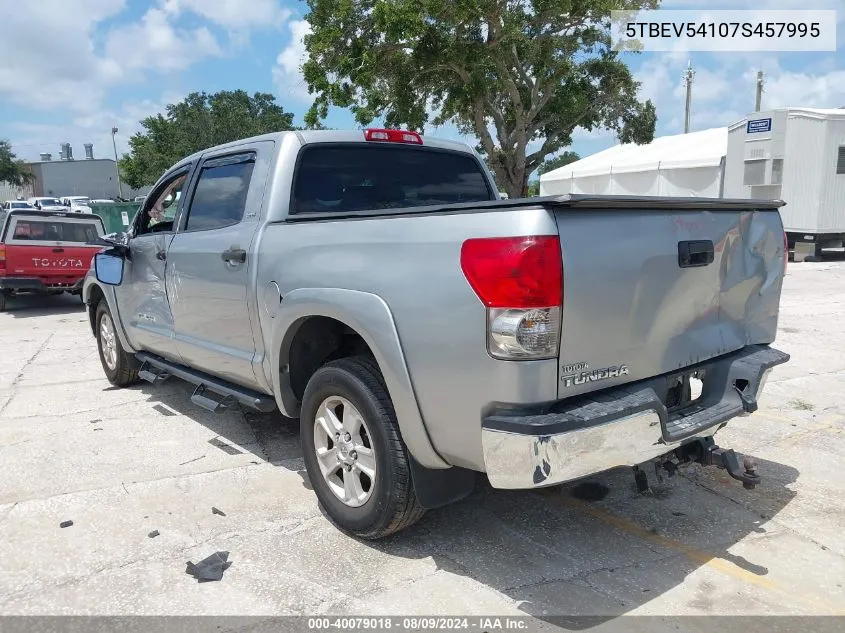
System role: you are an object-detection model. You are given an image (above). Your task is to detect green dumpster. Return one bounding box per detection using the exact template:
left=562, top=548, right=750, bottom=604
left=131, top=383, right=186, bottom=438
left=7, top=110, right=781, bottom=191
left=89, top=202, right=140, bottom=234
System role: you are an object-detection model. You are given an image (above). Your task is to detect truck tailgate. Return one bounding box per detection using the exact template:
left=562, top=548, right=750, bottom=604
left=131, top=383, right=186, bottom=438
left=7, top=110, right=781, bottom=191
left=555, top=207, right=785, bottom=398
left=4, top=243, right=99, bottom=276
left=1, top=213, right=104, bottom=279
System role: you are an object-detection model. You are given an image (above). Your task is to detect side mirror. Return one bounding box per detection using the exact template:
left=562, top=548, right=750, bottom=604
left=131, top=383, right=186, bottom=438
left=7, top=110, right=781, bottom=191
left=94, top=252, right=125, bottom=286
left=89, top=231, right=130, bottom=256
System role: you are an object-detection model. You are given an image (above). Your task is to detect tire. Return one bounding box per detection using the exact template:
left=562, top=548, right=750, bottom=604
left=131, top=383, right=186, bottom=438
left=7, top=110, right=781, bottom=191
left=0, top=292, right=7, bottom=312
left=300, top=355, right=425, bottom=539
left=95, top=300, right=139, bottom=387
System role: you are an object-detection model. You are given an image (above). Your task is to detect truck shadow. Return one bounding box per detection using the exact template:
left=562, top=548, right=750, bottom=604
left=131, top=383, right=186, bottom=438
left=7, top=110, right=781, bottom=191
left=2, top=293, right=86, bottom=317
left=133, top=379, right=799, bottom=627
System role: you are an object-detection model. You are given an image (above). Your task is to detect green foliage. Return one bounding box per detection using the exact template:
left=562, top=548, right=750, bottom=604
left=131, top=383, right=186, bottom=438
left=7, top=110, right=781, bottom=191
left=0, top=140, right=34, bottom=188
left=119, top=90, right=296, bottom=188
left=537, top=150, right=580, bottom=176
left=301, top=0, right=658, bottom=197
left=524, top=150, right=581, bottom=197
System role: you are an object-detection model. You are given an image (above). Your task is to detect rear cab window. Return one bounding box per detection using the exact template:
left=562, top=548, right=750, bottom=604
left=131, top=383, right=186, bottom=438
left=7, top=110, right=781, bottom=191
left=3, top=216, right=104, bottom=244
left=291, top=145, right=494, bottom=215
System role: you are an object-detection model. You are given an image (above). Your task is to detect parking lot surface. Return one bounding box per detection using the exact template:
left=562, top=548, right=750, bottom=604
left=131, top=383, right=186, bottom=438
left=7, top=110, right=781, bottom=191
left=1, top=261, right=844, bottom=622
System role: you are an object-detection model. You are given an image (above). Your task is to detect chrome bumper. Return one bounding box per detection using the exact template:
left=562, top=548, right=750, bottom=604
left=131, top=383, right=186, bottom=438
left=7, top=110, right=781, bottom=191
left=481, top=345, right=789, bottom=490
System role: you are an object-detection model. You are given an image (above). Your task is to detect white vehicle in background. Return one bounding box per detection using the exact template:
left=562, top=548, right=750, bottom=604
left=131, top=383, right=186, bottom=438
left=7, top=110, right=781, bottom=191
left=90, top=199, right=115, bottom=204
left=2, top=200, right=36, bottom=211
left=61, top=196, right=93, bottom=214
left=28, top=197, right=67, bottom=212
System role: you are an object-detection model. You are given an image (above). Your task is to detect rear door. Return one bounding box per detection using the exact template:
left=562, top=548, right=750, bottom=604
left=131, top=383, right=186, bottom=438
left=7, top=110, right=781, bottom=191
left=555, top=205, right=786, bottom=399
left=165, top=142, right=272, bottom=390
left=2, top=214, right=104, bottom=277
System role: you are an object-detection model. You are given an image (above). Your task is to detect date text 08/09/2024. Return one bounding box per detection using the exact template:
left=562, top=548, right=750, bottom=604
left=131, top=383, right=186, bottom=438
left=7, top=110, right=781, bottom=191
left=307, top=617, right=529, bottom=630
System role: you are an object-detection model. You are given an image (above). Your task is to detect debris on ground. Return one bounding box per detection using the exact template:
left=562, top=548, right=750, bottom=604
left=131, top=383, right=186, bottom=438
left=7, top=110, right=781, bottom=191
left=59, top=520, right=73, bottom=528
left=211, top=506, right=227, bottom=517
left=186, top=551, right=231, bottom=582
left=148, top=530, right=160, bottom=538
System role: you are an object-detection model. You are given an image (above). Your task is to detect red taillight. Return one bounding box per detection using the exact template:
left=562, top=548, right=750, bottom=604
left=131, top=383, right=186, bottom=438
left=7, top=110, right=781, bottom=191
left=460, top=236, right=562, bottom=308
left=0, top=244, right=5, bottom=271
left=364, top=128, right=423, bottom=144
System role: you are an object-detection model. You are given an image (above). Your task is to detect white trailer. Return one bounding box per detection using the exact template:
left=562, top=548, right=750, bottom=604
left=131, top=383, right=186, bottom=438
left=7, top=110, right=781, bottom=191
left=723, top=108, right=845, bottom=260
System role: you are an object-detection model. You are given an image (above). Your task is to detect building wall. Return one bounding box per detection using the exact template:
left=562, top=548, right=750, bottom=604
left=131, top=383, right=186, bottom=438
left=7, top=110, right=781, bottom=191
left=26, top=159, right=151, bottom=200
left=35, top=159, right=121, bottom=199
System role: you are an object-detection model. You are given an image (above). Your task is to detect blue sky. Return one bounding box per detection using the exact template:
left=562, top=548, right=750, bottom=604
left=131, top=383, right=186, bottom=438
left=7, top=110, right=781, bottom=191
left=1, top=0, right=843, bottom=175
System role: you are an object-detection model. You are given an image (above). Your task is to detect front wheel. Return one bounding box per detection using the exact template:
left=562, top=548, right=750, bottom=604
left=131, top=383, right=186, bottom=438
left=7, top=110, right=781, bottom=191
left=95, top=301, right=139, bottom=386
left=300, top=356, right=424, bottom=539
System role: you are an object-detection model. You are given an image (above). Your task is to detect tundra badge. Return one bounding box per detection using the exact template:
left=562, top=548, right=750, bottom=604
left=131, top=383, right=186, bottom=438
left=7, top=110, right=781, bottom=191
left=561, top=365, right=629, bottom=388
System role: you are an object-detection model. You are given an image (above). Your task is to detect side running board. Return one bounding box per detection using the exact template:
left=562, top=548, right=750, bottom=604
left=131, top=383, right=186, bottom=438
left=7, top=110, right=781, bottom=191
left=135, top=352, right=277, bottom=413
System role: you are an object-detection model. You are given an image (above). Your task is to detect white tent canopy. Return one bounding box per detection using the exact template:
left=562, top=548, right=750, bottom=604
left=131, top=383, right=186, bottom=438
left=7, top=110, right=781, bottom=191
left=540, top=127, right=728, bottom=198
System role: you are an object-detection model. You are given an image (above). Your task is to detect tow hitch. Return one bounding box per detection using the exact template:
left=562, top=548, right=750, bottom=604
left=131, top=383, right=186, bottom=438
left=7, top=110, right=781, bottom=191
left=676, top=437, right=760, bottom=489
left=634, top=437, right=761, bottom=492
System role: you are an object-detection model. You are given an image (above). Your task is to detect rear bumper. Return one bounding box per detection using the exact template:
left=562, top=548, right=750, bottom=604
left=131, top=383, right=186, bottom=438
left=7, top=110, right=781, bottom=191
left=0, top=277, right=84, bottom=292
left=481, top=345, right=789, bottom=489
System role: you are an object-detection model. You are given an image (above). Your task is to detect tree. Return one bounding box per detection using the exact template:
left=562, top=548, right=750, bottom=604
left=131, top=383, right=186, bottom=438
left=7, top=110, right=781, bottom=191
left=0, top=140, right=34, bottom=188
left=120, top=90, right=296, bottom=188
left=525, top=150, right=580, bottom=196
left=301, top=0, right=658, bottom=198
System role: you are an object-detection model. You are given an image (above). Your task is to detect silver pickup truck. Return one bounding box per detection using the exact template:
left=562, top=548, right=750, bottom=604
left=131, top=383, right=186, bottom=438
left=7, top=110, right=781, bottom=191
left=84, top=129, right=790, bottom=538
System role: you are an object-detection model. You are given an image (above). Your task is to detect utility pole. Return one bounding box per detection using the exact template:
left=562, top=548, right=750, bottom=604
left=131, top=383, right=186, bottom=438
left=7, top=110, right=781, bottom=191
left=111, top=127, right=124, bottom=201
left=683, top=60, right=695, bottom=134
left=755, top=71, right=764, bottom=111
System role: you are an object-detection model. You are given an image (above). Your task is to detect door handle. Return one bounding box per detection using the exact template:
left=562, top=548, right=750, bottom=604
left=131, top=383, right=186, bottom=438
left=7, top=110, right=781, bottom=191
left=221, top=248, right=246, bottom=264
left=156, top=251, right=167, bottom=261
left=678, top=240, right=714, bottom=268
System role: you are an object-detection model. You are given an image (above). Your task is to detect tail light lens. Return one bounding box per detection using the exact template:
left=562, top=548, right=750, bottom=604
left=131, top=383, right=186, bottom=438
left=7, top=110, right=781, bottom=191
left=461, top=236, right=562, bottom=359
left=0, top=244, right=6, bottom=272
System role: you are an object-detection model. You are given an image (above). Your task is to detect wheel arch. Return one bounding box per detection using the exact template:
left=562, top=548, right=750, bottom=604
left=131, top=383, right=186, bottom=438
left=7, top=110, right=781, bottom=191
left=83, top=278, right=136, bottom=353
left=269, top=288, right=448, bottom=470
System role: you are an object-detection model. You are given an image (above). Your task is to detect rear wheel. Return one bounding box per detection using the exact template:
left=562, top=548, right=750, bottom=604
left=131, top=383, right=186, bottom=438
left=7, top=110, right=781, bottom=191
left=0, top=291, right=7, bottom=312
left=95, top=301, right=139, bottom=386
left=300, top=356, right=424, bottom=539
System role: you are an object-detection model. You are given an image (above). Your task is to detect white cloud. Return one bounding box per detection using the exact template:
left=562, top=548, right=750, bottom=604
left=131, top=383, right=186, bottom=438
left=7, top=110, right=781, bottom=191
left=272, top=20, right=312, bottom=101
left=633, top=50, right=845, bottom=138
left=162, top=0, right=291, bottom=31
left=10, top=92, right=184, bottom=162
left=0, top=0, right=125, bottom=110
left=104, top=8, right=222, bottom=73
left=763, top=69, right=845, bottom=109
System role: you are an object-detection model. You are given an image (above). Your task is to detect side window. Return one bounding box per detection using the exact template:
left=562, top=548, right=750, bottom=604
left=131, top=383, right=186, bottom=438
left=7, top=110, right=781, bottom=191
left=136, top=172, right=190, bottom=235
left=184, top=153, right=255, bottom=232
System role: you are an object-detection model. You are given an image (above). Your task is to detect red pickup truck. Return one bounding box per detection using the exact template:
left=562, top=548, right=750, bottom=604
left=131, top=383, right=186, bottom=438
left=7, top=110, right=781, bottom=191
left=0, top=209, right=105, bottom=311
